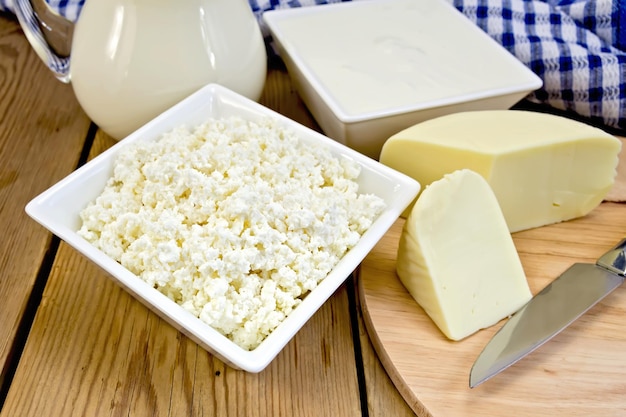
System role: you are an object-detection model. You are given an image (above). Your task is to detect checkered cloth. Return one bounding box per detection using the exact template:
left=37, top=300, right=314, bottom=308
left=0, top=0, right=83, bottom=20
left=1, top=0, right=624, bottom=132
left=451, top=0, right=626, bottom=131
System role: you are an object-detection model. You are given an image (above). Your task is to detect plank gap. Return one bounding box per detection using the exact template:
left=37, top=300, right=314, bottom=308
left=347, top=273, right=370, bottom=417
left=0, top=235, right=61, bottom=411
left=76, top=123, right=99, bottom=168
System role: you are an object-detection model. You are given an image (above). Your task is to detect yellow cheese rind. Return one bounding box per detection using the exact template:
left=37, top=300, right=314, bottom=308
left=380, top=110, right=622, bottom=232
left=396, top=169, right=532, bottom=341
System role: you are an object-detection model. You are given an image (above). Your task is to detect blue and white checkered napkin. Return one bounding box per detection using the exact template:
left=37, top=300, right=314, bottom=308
left=0, top=0, right=83, bottom=20
left=1, top=0, right=624, bottom=132
left=450, top=0, right=626, bottom=131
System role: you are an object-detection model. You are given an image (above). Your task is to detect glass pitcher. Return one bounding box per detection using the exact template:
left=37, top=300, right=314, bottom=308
left=14, top=0, right=267, bottom=139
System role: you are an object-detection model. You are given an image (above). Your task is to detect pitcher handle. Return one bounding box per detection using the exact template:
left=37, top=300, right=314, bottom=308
left=13, top=0, right=74, bottom=82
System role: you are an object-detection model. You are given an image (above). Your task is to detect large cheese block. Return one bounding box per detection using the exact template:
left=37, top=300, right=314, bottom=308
left=380, top=110, right=622, bottom=232
left=396, top=169, right=532, bottom=341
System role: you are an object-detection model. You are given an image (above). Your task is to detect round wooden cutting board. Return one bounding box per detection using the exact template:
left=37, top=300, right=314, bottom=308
left=358, top=202, right=626, bottom=417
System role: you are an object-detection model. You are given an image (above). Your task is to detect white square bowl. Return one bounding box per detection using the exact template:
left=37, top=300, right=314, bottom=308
left=263, top=0, right=543, bottom=159
left=25, top=83, right=420, bottom=373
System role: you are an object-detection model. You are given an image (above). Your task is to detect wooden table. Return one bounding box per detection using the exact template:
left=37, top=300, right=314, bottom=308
left=1, top=11, right=625, bottom=417
left=0, top=13, right=415, bottom=417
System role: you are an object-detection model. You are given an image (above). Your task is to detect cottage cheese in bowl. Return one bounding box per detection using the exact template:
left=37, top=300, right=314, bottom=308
left=77, top=116, right=386, bottom=350
left=25, top=84, right=421, bottom=372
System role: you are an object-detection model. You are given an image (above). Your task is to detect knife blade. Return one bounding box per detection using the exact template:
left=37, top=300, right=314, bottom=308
left=469, top=237, right=626, bottom=388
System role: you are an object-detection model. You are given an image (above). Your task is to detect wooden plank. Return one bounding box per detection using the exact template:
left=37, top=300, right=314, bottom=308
left=353, top=279, right=418, bottom=417
left=1, top=67, right=365, bottom=416
left=0, top=16, right=91, bottom=387
left=358, top=202, right=626, bottom=417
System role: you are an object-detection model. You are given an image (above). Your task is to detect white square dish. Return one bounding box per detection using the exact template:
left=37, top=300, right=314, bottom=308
left=263, top=0, right=543, bottom=159
left=25, top=83, right=420, bottom=373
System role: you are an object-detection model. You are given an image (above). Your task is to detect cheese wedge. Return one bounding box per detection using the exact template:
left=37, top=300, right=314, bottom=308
left=380, top=110, right=622, bottom=232
left=396, top=169, right=532, bottom=341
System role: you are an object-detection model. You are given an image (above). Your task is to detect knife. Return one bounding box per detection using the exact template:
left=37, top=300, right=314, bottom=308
left=469, top=237, right=626, bottom=388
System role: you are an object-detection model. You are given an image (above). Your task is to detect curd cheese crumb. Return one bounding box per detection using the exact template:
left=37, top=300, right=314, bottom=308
left=78, top=116, right=385, bottom=350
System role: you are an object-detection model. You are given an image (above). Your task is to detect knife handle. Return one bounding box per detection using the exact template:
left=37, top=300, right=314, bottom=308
left=597, top=238, right=626, bottom=276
